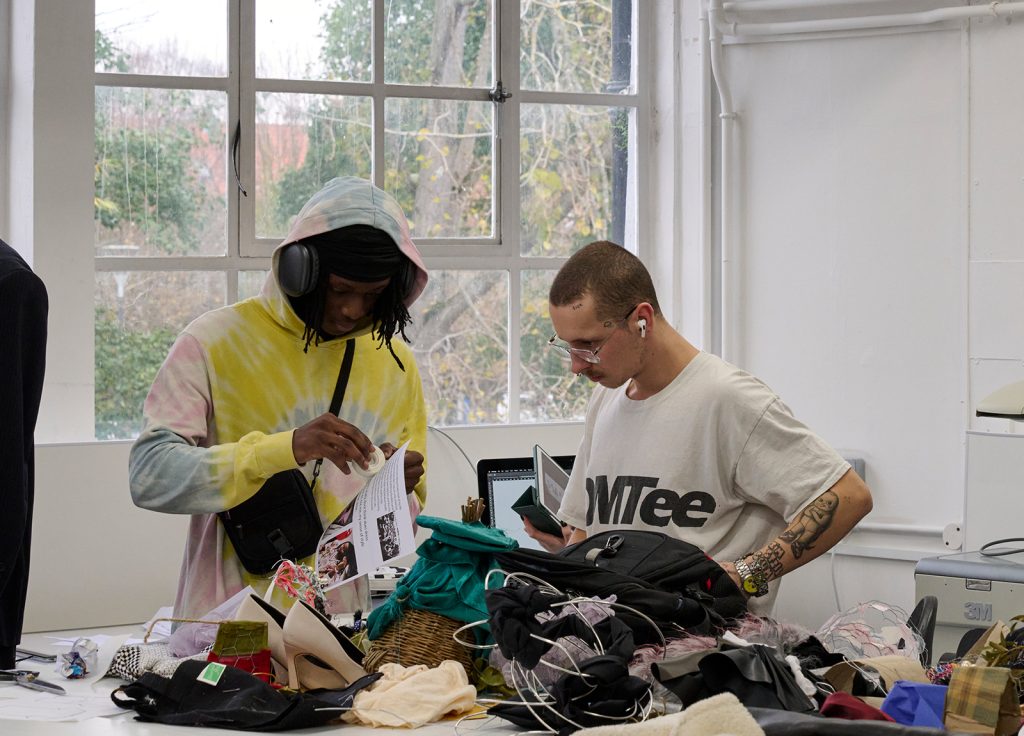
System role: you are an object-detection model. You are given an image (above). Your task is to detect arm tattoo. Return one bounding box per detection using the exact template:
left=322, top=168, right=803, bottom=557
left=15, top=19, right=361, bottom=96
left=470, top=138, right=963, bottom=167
left=749, top=542, right=785, bottom=581
left=778, top=490, right=839, bottom=559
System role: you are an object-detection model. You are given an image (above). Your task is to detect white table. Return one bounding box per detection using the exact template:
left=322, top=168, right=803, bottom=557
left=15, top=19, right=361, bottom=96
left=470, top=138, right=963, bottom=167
left=4, top=625, right=516, bottom=735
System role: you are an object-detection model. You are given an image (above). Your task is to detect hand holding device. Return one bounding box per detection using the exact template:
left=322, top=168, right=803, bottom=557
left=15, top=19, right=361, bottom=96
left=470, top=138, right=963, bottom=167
left=522, top=516, right=572, bottom=553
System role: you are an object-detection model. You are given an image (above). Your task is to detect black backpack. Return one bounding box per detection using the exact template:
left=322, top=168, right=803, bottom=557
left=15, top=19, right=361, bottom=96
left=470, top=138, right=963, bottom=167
left=494, top=530, right=747, bottom=643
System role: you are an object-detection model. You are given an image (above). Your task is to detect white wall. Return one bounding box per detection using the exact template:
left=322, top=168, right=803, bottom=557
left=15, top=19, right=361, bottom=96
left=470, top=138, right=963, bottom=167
left=694, top=3, right=1024, bottom=629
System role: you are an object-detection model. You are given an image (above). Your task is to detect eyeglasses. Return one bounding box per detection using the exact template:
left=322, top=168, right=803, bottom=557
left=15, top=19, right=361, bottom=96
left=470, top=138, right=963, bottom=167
left=547, top=305, right=638, bottom=365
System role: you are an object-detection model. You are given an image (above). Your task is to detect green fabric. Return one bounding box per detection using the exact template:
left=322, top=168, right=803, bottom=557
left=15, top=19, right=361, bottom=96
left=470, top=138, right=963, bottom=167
left=211, top=621, right=269, bottom=656
left=366, top=515, right=517, bottom=641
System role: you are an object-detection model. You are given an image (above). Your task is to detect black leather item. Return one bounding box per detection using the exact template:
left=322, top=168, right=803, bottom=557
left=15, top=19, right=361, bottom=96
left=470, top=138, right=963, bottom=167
left=277, top=242, right=320, bottom=297
left=654, top=644, right=819, bottom=713
left=904, top=595, right=937, bottom=667
left=749, top=707, right=976, bottom=736
left=218, top=339, right=355, bottom=575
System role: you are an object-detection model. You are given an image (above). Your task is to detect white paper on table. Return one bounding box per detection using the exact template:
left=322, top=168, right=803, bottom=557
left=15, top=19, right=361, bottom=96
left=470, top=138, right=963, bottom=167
left=0, top=687, right=128, bottom=721
left=315, top=442, right=416, bottom=591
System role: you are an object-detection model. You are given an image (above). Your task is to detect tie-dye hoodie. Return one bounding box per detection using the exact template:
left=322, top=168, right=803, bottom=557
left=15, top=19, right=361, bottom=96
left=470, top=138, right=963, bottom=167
left=129, top=177, right=429, bottom=620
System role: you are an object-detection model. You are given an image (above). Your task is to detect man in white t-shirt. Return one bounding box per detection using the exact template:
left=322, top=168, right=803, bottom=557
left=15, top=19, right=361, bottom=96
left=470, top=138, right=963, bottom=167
left=523, top=241, right=873, bottom=613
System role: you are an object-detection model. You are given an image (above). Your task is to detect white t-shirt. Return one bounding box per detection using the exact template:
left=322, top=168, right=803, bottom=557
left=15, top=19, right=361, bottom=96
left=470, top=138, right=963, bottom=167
left=557, top=351, right=850, bottom=613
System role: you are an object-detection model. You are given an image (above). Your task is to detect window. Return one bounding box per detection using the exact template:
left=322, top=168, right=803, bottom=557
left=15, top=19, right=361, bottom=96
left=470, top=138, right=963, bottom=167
left=93, top=0, right=641, bottom=439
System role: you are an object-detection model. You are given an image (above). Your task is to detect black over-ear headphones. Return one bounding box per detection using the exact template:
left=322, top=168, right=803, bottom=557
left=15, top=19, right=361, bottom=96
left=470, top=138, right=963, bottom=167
left=278, top=238, right=417, bottom=300
left=278, top=242, right=320, bottom=297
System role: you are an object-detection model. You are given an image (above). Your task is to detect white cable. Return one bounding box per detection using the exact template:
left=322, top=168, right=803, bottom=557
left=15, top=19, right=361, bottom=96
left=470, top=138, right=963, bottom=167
left=427, top=425, right=476, bottom=473
left=830, top=548, right=841, bottom=613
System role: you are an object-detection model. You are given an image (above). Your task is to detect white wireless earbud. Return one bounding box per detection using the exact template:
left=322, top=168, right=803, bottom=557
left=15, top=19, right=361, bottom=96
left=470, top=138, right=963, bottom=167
left=637, top=318, right=647, bottom=338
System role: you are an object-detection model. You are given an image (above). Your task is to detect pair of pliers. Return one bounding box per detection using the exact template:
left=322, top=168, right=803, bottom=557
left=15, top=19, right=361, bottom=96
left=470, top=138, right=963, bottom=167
left=0, top=669, right=67, bottom=695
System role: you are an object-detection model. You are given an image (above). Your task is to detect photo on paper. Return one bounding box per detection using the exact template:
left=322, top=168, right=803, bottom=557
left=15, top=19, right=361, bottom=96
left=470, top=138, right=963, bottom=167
left=316, top=529, right=360, bottom=588
left=377, top=511, right=400, bottom=560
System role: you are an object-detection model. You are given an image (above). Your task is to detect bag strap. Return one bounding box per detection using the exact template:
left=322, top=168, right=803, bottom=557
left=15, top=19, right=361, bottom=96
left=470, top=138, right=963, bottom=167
left=311, top=339, right=356, bottom=486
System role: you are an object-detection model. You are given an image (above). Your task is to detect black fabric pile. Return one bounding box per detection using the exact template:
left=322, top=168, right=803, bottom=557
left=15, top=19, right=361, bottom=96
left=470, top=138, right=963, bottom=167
left=111, top=659, right=380, bottom=731
left=485, top=583, right=651, bottom=734
left=495, top=530, right=747, bottom=644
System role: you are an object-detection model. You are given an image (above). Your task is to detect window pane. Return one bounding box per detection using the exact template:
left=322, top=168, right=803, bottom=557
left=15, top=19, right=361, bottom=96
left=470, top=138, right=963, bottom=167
left=256, top=93, right=372, bottom=240
left=384, top=0, right=492, bottom=87
left=385, top=98, right=493, bottom=238
left=239, top=271, right=270, bottom=301
left=256, top=0, right=371, bottom=82
left=95, top=0, right=226, bottom=76
left=408, top=271, right=508, bottom=425
left=521, top=0, right=631, bottom=94
left=95, top=271, right=227, bottom=440
left=520, top=270, right=590, bottom=422
left=95, top=87, right=228, bottom=257
left=520, top=104, right=631, bottom=257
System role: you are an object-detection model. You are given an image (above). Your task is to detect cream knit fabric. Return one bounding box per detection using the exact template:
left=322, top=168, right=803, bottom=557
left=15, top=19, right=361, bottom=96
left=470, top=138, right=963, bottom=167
left=575, top=693, right=765, bottom=736
left=343, top=660, right=478, bottom=728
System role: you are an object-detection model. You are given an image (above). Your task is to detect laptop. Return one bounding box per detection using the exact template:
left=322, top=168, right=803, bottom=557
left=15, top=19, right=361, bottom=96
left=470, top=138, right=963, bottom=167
left=477, top=449, right=574, bottom=550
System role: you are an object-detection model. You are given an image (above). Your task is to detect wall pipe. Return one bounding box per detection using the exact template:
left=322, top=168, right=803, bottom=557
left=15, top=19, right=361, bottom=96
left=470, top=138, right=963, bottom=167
left=724, top=0, right=929, bottom=12
left=716, top=1, right=1024, bottom=37
left=855, top=522, right=945, bottom=537
left=706, top=0, right=739, bottom=363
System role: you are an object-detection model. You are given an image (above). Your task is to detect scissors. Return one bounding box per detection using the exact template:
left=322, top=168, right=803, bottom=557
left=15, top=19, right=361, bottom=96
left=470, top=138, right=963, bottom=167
left=0, top=669, right=67, bottom=695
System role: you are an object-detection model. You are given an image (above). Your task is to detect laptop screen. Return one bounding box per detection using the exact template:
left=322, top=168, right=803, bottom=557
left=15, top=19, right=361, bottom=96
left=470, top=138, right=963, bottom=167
left=477, top=454, right=574, bottom=551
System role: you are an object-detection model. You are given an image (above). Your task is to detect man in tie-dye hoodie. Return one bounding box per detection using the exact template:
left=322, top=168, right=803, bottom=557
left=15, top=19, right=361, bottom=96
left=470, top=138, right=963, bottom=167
left=129, top=177, right=429, bottom=620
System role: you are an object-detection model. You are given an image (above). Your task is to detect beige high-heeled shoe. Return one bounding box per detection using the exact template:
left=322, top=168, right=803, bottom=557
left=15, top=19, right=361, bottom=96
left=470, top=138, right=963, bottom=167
left=283, top=600, right=368, bottom=691
left=235, top=594, right=356, bottom=690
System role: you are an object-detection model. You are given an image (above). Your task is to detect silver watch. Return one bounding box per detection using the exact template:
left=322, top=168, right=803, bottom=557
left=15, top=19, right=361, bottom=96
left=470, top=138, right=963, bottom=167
left=734, top=556, right=769, bottom=597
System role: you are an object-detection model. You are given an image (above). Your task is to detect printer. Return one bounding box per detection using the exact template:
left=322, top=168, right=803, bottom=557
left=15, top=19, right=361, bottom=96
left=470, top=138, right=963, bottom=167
left=915, top=548, right=1024, bottom=660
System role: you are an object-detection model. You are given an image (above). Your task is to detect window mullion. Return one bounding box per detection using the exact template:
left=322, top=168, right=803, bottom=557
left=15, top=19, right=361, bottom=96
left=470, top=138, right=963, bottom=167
left=372, top=0, right=386, bottom=185
left=499, top=1, right=523, bottom=421
left=236, top=0, right=256, bottom=259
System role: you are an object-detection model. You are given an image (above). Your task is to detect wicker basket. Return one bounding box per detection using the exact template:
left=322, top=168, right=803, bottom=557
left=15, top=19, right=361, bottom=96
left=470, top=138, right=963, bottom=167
left=363, top=608, right=474, bottom=676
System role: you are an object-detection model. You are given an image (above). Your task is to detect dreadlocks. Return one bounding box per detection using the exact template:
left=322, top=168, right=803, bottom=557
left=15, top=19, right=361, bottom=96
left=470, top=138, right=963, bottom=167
left=285, top=226, right=414, bottom=370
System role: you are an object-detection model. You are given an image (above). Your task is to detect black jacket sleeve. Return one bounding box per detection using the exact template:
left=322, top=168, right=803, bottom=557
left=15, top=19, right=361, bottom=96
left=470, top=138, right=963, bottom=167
left=0, top=241, right=48, bottom=646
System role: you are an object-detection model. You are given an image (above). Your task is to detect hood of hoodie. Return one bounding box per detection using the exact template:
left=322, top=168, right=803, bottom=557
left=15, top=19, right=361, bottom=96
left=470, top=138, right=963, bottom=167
left=261, top=176, right=429, bottom=339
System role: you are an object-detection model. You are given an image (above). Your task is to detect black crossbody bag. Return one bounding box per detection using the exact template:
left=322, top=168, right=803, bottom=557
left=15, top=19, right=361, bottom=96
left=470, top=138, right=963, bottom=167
left=218, top=339, right=356, bottom=575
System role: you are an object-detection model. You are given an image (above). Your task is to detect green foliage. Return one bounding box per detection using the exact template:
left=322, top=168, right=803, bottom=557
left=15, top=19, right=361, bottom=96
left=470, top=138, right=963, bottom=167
left=269, top=97, right=372, bottom=233
left=94, top=32, right=222, bottom=255
left=319, top=0, right=373, bottom=80
left=94, top=308, right=177, bottom=440
left=94, top=97, right=208, bottom=253
left=95, top=29, right=128, bottom=73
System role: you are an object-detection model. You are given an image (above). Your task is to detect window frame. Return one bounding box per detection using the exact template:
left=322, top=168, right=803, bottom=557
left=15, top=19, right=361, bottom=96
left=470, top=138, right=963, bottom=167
left=90, top=0, right=652, bottom=430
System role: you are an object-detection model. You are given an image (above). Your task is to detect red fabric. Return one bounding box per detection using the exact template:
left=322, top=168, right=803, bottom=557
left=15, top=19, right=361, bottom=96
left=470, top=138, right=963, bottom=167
left=820, top=691, right=895, bottom=722
left=207, top=648, right=274, bottom=685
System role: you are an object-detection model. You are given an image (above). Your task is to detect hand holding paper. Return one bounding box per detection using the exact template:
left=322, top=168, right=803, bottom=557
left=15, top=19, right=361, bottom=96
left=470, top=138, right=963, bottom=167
left=315, top=442, right=416, bottom=592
